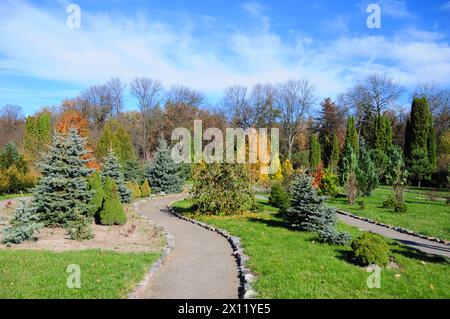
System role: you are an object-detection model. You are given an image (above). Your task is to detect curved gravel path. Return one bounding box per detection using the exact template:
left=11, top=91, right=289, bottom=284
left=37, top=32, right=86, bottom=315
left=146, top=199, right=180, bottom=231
left=135, top=194, right=240, bottom=299
left=337, top=213, right=450, bottom=258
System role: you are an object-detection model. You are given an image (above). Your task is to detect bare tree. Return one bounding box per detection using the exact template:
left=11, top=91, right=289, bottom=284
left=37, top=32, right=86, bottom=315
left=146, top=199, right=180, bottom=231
left=106, top=78, right=126, bottom=116
left=78, top=85, right=114, bottom=138
left=275, top=79, right=315, bottom=160
left=250, top=83, right=279, bottom=128
left=221, top=85, right=253, bottom=128
left=130, top=77, right=163, bottom=159
left=0, top=104, right=24, bottom=146
left=166, top=85, right=205, bottom=108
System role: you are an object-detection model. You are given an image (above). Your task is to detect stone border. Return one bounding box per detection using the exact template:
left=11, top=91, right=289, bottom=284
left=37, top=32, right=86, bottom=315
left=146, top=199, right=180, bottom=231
left=337, top=210, right=450, bottom=245
left=167, top=206, right=257, bottom=299
left=128, top=198, right=175, bottom=299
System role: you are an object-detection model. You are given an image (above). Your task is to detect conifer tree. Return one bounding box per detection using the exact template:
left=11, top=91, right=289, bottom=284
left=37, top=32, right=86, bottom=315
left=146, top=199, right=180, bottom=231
left=140, top=180, right=151, bottom=197
left=374, top=115, right=392, bottom=153
left=356, top=138, right=379, bottom=196
left=88, top=172, right=105, bottom=216
left=32, top=129, right=93, bottom=226
left=344, top=117, right=359, bottom=154
left=146, top=137, right=184, bottom=193
left=99, top=177, right=127, bottom=225
left=329, top=133, right=340, bottom=171
left=404, top=97, right=437, bottom=184
left=283, top=174, right=350, bottom=245
left=101, top=149, right=132, bottom=203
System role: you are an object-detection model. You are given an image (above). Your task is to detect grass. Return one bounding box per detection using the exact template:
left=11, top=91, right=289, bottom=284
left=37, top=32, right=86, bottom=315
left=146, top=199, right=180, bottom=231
left=172, top=199, right=450, bottom=299
left=0, top=193, right=32, bottom=201
left=0, top=249, right=159, bottom=298
left=328, top=186, right=450, bottom=241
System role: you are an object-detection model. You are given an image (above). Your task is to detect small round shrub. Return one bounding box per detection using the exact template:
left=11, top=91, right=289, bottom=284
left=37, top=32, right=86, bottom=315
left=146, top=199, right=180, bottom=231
left=268, top=183, right=290, bottom=212
left=382, top=197, right=395, bottom=208
left=319, top=228, right=352, bottom=245
left=351, top=233, right=390, bottom=267
left=318, top=169, right=339, bottom=197
left=394, top=202, right=407, bottom=213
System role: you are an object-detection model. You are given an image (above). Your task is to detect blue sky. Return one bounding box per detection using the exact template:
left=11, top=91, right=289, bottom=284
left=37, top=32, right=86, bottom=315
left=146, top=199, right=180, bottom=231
left=0, top=0, right=449, bottom=115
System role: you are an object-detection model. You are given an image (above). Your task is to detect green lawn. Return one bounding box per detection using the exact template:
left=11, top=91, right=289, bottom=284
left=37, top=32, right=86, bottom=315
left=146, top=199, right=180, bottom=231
left=328, top=186, right=450, bottom=241
left=0, top=249, right=159, bottom=298
left=0, top=193, right=32, bottom=201
left=172, top=199, right=450, bottom=299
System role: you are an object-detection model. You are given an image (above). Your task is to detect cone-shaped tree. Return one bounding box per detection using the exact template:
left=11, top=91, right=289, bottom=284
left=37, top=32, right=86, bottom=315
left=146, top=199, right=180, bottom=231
left=283, top=174, right=351, bottom=245
left=140, top=180, right=151, bottom=197
left=146, top=137, right=184, bottom=193
left=88, top=172, right=105, bottom=216
left=31, top=128, right=93, bottom=226
left=99, top=177, right=127, bottom=225
left=356, top=138, right=379, bottom=196
left=101, top=149, right=132, bottom=203
left=329, top=133, right=340, bottom=171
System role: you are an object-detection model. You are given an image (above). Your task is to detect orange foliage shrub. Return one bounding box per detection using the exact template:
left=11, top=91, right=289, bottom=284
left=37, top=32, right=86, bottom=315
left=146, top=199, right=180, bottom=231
left=56, top=110, right=100, bottom=171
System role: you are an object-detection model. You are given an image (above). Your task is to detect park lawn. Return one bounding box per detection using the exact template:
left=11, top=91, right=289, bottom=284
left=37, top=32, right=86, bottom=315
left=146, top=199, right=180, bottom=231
left=0, top=249, right=159, bottom=298
left=172, top=199, right=450, bottom=299
left=328, top=186, right=450, bottom=241
left=0, top=193, right=32, bottom=201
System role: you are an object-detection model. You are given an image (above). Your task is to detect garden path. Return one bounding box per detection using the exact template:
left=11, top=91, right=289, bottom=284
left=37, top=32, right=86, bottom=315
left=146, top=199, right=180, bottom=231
left=135, top=194, right=240, bottom=299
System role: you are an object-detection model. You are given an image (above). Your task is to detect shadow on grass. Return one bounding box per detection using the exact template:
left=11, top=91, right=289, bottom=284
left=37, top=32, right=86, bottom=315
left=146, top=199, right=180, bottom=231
left=247, top=216, right=295, bottom=231
left=390, top=242, right=449, bottom=264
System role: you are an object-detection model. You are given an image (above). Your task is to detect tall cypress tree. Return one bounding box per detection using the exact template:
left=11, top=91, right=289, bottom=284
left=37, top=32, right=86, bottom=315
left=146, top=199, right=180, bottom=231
left=101, top=149, right=132, bottom=203
left=329, top=133, right=340, bottom=171
left=374, top=115, right=392, bottom=153
left=344, top=117, right=359, bottom=154
left=404, top=97, right=437, bottom=184
left=146, top=137, right=184, bottom=194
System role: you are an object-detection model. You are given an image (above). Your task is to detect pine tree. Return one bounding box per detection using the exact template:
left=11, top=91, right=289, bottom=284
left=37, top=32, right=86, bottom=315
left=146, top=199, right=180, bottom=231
left=101, top=149, right=132, bottom=203
left=146, top=137, right=184, bottom=193
left=99, top=177, right=127, bottom=225
left=309, top=134, right=321, bottom=169
left=31, top=129, right=93, bottom=226
left=123, top=157, right=144, bottom=183
left=283, top=174, right=350, bottom=245
left=356, top=138, right=379, bottom=196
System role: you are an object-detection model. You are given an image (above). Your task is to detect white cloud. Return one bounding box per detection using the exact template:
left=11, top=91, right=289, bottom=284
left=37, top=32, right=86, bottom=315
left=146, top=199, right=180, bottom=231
left=442, top=1, right=450, bottom=11
left=0, top=0, right=449, bottom=106
left=379, top=0, right=415, bottom=19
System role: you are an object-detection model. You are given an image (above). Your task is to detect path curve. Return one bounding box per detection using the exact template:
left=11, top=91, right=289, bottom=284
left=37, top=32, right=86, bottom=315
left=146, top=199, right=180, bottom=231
left=135, top=194, right=240, bottom=299
left=337, top=213, right=450, bottom=258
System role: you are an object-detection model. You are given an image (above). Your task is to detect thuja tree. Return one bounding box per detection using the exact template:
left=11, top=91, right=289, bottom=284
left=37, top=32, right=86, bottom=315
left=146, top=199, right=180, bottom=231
left=191, top=162, right=254, bottom=215
left=309, top=134, right=322, bottom=169
left=283, top=174, right=350, bottom=245
left=101, top=149, right=132, bottom=203
left=356, top=138, right=379, bottom=196
left=2, top=129, right=93, bottom=243
left=146, top=137, right=184, bottom=194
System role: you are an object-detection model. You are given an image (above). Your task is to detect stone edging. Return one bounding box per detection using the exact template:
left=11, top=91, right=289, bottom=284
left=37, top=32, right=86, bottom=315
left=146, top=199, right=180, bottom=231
left=167, top=206, right=257, bottom=299
left=128, top=199, right=175, bottom=299
left=337, top=210, right=450, bottom=246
